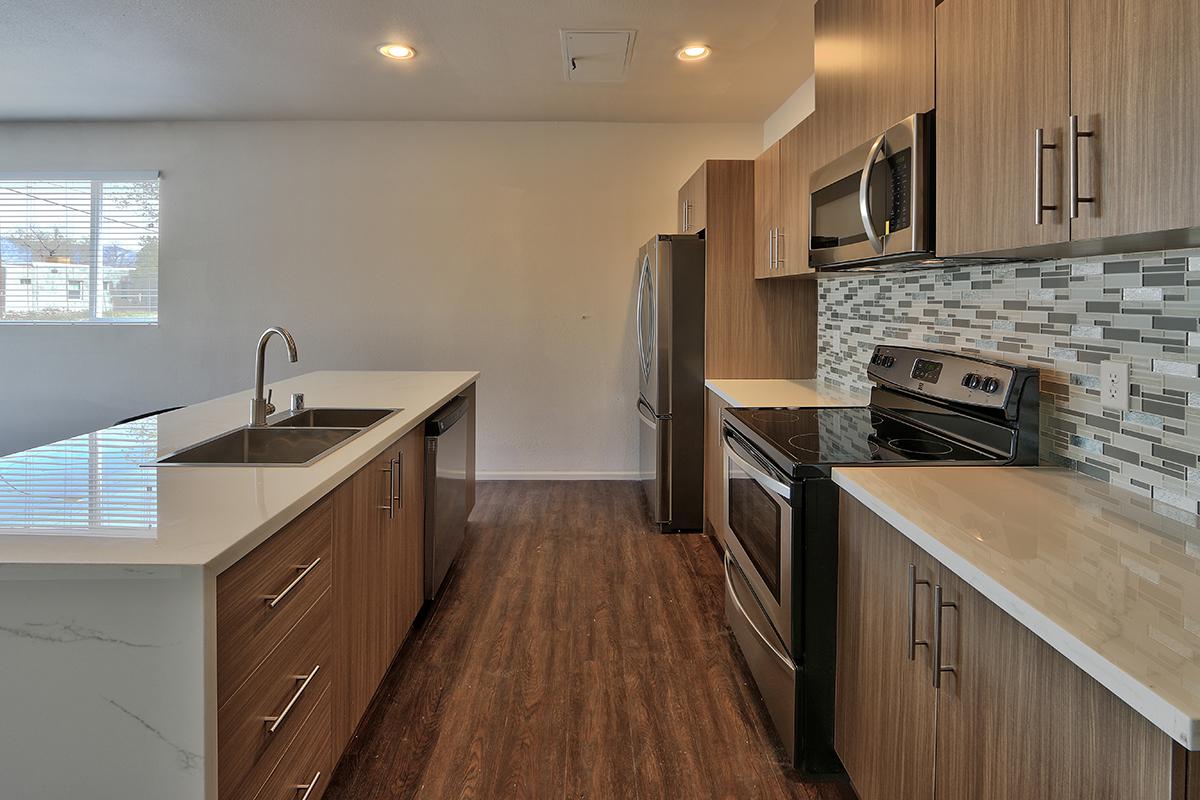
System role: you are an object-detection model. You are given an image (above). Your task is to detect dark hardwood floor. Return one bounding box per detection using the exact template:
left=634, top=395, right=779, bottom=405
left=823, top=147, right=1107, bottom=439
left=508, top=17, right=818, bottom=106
left=325, top=481, right=856, bottom=800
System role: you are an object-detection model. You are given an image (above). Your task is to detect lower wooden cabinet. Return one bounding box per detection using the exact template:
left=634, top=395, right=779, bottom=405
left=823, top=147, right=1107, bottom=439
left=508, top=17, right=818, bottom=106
left=703, top=389, right=730, bottom=546
left=332, top=431, right=425, bottom=754
left=217, top=415, right=437, bottom=799
left=835, top=495, right=936, bottom=800
left=837, top=493, right=1183, bottom=800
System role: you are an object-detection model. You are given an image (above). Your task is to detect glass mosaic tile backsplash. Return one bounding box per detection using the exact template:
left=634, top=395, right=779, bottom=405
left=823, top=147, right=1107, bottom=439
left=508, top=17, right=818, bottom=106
left=817, top=249, right=1200, bottom=522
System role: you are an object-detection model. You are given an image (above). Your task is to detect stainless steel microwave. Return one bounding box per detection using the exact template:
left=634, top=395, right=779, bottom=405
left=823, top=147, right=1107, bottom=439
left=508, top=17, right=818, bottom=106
left=810, top=112, right=934, bottom=271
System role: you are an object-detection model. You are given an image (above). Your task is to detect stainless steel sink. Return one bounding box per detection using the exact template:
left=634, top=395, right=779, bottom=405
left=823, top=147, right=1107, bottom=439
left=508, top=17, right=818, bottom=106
left=269, top=408, right=399, bottom=429
left=155, top=426, right=361, bottom=467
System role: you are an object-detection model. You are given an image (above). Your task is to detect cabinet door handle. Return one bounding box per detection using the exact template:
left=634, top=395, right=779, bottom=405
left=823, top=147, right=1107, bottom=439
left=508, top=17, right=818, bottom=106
left=266, top=664, right=320, bottom=734
left=1034, top=127, right=1058, bottom=225
left=296, top=772, right=321, bottom=800
left=1068, top=114, right=1096, bottom=219
left=776, top=229, right=785, bottom=268
left=265, top=557, right=322, bottom=609
left=766, top=228, right=773, bottom=270
left=380, top=460, right=395, bottom=519
left=932, top=585, right=957, bottom=688
left=907, top=563, right=930, bottom=660
left=395, top=450, right=405, bottom=511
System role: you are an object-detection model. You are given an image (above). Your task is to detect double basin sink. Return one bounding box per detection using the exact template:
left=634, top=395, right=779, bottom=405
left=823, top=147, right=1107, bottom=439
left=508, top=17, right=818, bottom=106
left=155, top=408, right=401, bottom=467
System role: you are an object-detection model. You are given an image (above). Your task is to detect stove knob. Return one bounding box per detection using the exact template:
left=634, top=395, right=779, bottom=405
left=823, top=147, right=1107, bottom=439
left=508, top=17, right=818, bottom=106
left=968, top=374, right=983, bottom=390
left=871, top=353, right=881, bottom=366
left=962, top=373, right=976, bottom=387
left=983, top=377, right=1000, bottom=394
left=883, top=355, right=895, bottom=368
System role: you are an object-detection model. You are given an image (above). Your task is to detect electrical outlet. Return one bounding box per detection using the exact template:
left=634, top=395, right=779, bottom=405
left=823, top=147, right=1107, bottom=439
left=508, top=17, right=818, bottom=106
left=1100, top=361, right=1131, bottom=411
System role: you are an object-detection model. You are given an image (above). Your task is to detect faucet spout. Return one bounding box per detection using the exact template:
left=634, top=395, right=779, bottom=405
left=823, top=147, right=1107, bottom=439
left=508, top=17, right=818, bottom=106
left=251, top=326, right=299, bottom=426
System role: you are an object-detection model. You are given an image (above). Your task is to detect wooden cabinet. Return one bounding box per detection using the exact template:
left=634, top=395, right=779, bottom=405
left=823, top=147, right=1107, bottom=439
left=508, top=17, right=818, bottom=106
left=934, top=567, right=1177, bottom=800
left=678, top=160, right=817, bottom=379
left=835, top=494, right=936, bottom=800
left=755, top=118, right=819, bottom=279
left=703, top=389, right=730, bottom=544
left=332, top=446, right=392, bottom=752
left=388, top=425, right=424, bottom=652
left=332, top=432, right=425, bottom=753
left=935, top=0, right=1069, bottom=256
left=1067, top=0, right=1200, bottom=244
left=677, top=165, right=707, bottom=234
left=837, top=493, right=1183, bottom=800
left=814, top=0, right=934, bottom=156
left=753, top=141, right=780, bottom=278
left=936, top=0, right=1200, bottom=257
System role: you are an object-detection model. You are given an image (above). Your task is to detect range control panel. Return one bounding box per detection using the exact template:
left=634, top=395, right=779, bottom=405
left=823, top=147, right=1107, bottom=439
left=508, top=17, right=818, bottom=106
left=866, top=345, right=1029, bottom=410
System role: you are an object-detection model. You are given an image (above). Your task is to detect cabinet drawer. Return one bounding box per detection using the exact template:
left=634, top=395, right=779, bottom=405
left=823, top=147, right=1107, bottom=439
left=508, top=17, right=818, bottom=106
left=250, top=688, right=331, bottom=800
left=219, top=589, right=331, bottom=799
left=218, top=498, right=332, bottom=707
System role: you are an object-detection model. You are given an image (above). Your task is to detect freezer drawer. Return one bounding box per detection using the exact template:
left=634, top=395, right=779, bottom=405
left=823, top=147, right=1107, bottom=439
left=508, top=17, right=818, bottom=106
left=637, top=397, right=670, bottom=524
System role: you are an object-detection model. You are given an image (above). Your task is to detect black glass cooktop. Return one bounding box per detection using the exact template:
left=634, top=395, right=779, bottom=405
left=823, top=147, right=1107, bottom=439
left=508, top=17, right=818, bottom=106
left=725, top=406, right=1001, bottom=477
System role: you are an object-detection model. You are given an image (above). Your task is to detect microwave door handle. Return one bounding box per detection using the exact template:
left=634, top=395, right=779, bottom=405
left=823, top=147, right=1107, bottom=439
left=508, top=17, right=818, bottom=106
left=858, top=132, right=887, bottom=255
left=723, top=433, right=791, bottom=501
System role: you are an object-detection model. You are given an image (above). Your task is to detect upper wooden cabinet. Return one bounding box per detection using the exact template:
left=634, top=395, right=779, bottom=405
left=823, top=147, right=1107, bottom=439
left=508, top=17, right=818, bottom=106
left=756, top=118, right=820, bottom=279
left=837, top=494, right=1182, bottom=800
left=675, top=160, right=817, bottom=379
left=936, top=0, right=1200, bottom=257
left=935, top=0, right=1070, bottom=255
left=677, top=165, right=707, bottom=234
left=1068, top=0, right=1200, bottom=243
left=814, top=0, right=934, bottom=156
left=753, top=140, right=781, bottom=278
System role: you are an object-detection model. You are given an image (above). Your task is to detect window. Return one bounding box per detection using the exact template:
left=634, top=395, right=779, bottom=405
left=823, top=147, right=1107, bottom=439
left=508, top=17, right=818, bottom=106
left=0, top=172, right=159, bottom=323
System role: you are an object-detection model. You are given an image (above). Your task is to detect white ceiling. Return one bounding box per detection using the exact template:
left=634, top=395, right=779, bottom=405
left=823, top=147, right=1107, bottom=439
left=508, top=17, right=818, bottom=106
left=1, top=0, right=814, bottom=123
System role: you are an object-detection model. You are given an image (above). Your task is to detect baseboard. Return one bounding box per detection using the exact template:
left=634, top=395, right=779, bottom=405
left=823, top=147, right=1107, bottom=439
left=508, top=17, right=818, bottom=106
left=475, top=470, right=640, bottom=481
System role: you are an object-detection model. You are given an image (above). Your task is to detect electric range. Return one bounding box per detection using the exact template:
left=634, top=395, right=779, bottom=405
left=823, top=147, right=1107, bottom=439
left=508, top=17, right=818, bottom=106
left=719, top=344, right=1040, bottom=776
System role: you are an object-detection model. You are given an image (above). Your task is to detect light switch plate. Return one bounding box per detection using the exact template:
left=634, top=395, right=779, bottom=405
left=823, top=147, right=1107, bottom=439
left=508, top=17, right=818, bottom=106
left=1101, top=361, right=1131, bottom=411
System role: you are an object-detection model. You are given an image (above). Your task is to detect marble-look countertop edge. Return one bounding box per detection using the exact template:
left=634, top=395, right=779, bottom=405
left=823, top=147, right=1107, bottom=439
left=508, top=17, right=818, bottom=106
left=205, top=372, right=476, bottom=574
left=832, top=466, right=1200, bottom=750
left=0, top=371, right=479, bottom=571
left=704, top=379, right=867, bottom=409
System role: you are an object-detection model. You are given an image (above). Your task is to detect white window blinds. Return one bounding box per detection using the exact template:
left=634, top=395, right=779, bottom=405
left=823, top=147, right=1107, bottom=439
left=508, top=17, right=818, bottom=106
left=0, top=172, right=160, bottom=323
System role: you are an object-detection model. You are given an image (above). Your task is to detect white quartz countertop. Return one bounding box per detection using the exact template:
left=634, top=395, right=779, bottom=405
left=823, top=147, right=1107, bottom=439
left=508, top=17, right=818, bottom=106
left=705, top=379, right=866, bottom=408
left=0, top=370, right=477, bottom=570
left=833, top=465, right=1200, bottom=748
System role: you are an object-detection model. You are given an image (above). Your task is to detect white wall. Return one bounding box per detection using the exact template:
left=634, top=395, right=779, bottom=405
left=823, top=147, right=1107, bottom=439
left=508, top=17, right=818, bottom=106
left=762, top=75, right=815, bottom=149
left=0, top=121, right=762, bottom=475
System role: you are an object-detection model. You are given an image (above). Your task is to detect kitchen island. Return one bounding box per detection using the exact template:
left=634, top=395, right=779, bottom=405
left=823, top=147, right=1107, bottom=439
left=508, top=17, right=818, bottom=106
left=0, top=370, right=477, bottom=800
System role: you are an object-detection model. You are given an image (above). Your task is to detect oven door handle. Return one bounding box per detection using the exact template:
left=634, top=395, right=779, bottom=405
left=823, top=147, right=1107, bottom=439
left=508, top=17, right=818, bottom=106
left=723, top=431, right=791, bottom=501
left=725, top=551, right=797, bottom=670
left=858, top=132, right=888, bottom=255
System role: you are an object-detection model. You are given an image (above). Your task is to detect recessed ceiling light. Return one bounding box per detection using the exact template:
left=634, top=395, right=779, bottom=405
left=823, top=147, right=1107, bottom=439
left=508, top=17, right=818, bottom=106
left=676, top=44, right=711, bottom=62
left=377, top=43, right=417, bottom=61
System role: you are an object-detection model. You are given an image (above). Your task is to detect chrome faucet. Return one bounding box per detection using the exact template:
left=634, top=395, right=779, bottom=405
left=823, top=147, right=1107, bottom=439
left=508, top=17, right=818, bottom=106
left=250, top=326, right=298, bottom=426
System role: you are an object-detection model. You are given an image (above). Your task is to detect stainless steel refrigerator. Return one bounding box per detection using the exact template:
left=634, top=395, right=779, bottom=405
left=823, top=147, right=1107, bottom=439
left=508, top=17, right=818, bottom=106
left=635, top=234, right=705, bottom=531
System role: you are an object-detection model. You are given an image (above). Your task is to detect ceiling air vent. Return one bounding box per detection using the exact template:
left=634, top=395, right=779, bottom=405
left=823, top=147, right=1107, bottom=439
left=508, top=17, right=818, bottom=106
left=560, top=29, right=637, bottom=82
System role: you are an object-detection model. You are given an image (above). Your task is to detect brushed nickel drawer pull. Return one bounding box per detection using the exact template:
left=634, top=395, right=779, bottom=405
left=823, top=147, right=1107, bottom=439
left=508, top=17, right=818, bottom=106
left=932, top=585, right=957, bottom=689
left=396, top=450, right=405, bottom=510
left=907, top=563, right=930, bottom=660
left=1068, top=114, right=1096, bottom=219
left=1034, top=127, right=1058, bottom=225
left=379, top=460, right=396, bottom=519
left=266, top=558, right=322, bottom=609
left=296, top=771, right=321, bottom=800
left=265, top=664, right=320, bottom=734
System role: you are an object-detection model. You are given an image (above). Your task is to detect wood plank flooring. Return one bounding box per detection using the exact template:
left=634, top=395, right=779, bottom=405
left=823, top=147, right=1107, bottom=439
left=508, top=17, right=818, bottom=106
left=325, top=481, right=856, bottom=800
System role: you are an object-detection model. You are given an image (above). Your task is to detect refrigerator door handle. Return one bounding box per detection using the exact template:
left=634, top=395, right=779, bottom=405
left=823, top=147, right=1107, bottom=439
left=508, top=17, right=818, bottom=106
left=637, top=398, right=658, bottom=428
left=636, top=258, right=650, bottom=380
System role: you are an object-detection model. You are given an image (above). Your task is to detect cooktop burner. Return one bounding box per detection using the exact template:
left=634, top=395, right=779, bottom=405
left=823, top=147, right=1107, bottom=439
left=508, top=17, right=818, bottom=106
left=725, top=405, right=1000, bottom=476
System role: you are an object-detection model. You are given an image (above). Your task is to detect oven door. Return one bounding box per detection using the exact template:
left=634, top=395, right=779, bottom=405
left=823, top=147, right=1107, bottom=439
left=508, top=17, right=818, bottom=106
left=809, top=113, right=930, bottom=269
left=723, top=425, right=794, bottom=652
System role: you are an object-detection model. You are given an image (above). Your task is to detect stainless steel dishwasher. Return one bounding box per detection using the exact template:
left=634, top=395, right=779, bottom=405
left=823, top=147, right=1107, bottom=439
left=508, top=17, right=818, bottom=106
left=424, top=395, right=470, bottom=600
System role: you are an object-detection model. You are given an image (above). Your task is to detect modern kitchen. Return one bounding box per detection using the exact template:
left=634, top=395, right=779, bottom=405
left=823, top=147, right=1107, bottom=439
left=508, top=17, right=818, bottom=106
left=1, top=1, right=1198, bottom=799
